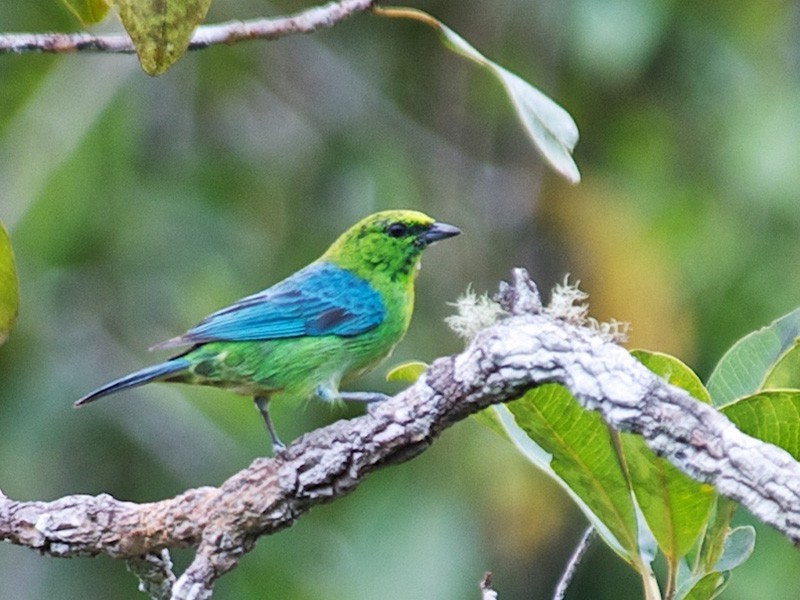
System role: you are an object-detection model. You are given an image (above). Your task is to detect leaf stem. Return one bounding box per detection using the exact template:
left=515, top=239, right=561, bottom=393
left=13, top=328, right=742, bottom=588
left=664, top=558, right=676, bottom=600
left=641, top=568, right=662, bottom=600
left=370, top=5, right=441, bottom=29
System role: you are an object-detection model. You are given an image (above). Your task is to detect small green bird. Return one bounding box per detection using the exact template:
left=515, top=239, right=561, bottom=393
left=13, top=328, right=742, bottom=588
left=76, top=210, right=461, bottom=451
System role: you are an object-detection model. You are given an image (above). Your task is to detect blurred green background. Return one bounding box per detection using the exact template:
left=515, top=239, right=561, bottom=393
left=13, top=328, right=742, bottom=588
left=2, top=1, right=800, bottom=598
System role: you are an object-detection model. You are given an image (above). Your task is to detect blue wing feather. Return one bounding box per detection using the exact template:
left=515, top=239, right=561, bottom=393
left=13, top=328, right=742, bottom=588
left=158, top=262, right=385, bottom=347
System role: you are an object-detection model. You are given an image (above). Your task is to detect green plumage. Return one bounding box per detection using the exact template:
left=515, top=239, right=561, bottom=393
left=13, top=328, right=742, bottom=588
left=77, top=210, right=461, bottom=450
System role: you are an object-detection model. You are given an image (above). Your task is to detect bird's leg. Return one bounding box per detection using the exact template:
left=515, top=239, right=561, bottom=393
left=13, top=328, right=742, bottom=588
left=338, top=391, right=391, bottom=403
left=254, top=396, right=285, bottom=453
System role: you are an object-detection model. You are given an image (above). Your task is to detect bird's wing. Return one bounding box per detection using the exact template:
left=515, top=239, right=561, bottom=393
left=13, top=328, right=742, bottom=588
left=155, top=262, right=385, bottom=348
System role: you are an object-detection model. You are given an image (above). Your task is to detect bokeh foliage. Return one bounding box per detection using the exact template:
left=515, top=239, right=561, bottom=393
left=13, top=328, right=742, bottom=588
left=2, top=1, right=800, bottom=599
left=0, top=220, right=18, bottom=345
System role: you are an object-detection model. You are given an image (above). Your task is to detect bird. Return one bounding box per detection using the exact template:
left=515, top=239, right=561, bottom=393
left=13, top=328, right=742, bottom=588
left=75, top=210, right=461, bottom=452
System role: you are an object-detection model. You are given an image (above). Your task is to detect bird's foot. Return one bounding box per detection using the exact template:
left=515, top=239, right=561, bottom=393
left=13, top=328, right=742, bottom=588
left=254, top=396, right=286, bottom=456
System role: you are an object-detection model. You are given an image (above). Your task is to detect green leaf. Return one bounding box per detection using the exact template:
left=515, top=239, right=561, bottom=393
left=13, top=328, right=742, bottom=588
left=109, top=0, right=212, bottom=75
left=438, top=25, right=580, bottom=183
left=761, top=340, right=800, bottom=390
left=676, top=524, right=751, bottom=600
left=721, top=390, right=800, bottom=461
left=59, top=0, right=110, bottom=25
left=473, top=406, right=510, bottom=439
left=706, top=307, right=800, bottom=406
left=503, top=384, right=640, bottom=564
left=713, top=526, right=755, bottom=572
left=696, top=498, right=738, bottom=573
left=621, top=433, right=715, bottom=559
left=631, top=349, right=711, bottom=404
left=494, top=404, right=631, bottom=560
left=385, top=360, right=428, bottom=384
left=625, top=351, right=715, bottom=561
left=678, top=572, right=725, bottom=600
left=0, top=220, right=19, bottom=346
left=373, top=7, right=580, bottom=183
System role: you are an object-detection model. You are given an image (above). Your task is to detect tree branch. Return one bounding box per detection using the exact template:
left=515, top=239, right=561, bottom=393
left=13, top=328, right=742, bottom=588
left=0, top=0, right=375, bottom=55
left=553, top=526, right=595, bottom=600
left=2, top=269, right=800, bottom=598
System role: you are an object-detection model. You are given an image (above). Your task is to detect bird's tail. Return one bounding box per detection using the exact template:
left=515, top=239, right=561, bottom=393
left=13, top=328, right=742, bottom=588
left=74, top=358, right=190, bottom=407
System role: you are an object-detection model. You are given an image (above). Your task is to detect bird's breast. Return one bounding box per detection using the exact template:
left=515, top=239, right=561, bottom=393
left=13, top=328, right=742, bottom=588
left=342, top=284, right=413, bottom=371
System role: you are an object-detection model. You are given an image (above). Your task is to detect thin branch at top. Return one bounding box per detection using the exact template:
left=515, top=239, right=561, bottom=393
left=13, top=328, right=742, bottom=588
left=0, top=0, right=376, bottom=55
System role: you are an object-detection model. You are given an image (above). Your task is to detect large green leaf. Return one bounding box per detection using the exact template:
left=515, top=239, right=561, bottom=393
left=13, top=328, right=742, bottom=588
left=0, top=220, right=18, bottom=346
left=622, top=434, right=715, bottom=558
left=373, top=7, right=580, bottom=183
left=624, top=352, right=715, bottom=562
left=761, top=340, right=800, bottom=390
left=721, top=390, right=800, bottom=461
left=503, top=385, right=640, bottom=564
left=60, top=0, right=110, bottom=25
left=706, top=307, right=800, bottom=406
left=109, top=0, right=212, bottom=75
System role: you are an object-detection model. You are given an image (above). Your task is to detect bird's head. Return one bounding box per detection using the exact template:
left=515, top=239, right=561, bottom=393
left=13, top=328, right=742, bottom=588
left=322, top=210, right=461, bottom=282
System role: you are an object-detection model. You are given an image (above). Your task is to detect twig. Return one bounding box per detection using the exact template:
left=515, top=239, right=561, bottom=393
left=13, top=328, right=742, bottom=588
left=0, top=0, right=375, bottom=55
left=3, top=270, right=800, bottom=598
left=553, top=526, right=596, bottom=600
left=480, top=572, right=498, bottom=600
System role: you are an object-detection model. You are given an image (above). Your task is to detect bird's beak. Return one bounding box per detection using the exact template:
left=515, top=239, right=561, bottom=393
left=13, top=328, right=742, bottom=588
left=421, top=221, right=461, bottom=245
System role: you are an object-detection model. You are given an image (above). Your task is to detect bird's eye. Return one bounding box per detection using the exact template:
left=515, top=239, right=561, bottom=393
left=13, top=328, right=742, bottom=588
left=387, top=223, right=407, bottom=238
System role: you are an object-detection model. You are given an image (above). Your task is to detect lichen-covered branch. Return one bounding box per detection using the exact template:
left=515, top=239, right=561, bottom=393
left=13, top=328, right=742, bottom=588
left=0, top=0, right=375, bottom=55
left=553, top=526, right=596, bottom=600
left=2, top=269, right=800, bottom=599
